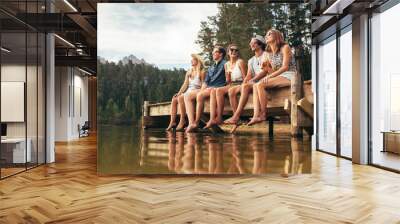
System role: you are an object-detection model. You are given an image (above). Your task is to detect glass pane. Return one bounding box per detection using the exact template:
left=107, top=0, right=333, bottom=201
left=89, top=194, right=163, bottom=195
left=317, top=36, right=337, bottom=154
left=339, top=28, right=352, bottom=158
left=27, top=31, right=38, bottom=169
left=38, top=32, right=45, bottom=165
left=25, top=0, right=38, bottom=169
left=371, top=4, right=400, bottom=171
left=1, top=31, right=27, bottom=177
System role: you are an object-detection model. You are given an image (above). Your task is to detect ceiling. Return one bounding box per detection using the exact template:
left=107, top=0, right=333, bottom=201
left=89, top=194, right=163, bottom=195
left=311, top=0, right=390, bottom=40
left=0, top=0, right=99, bottom=74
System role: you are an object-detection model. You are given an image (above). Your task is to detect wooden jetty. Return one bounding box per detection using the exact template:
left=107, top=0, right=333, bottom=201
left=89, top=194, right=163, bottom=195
left=142, top=74, right=314, bottom=138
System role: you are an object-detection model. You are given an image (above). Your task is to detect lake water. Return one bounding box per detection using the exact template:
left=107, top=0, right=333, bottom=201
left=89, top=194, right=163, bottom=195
left=98, top=125, right=311, bottom=175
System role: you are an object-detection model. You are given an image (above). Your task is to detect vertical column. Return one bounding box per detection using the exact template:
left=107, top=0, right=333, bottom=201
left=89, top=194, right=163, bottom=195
left=336, top=30, right=341, bottom=157
left=54, top=67, right=73, bottom=141
left=352, top=14, right=369, bottom=164
left=46, top=0, right=55, bottom=163
left=311, top=45, right=317, bottom=150
left=88, top=77, right=97, bottom=132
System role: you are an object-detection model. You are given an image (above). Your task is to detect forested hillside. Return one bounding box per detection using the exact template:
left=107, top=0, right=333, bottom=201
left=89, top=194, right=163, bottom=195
left=98, top=60, right=186, bottom=124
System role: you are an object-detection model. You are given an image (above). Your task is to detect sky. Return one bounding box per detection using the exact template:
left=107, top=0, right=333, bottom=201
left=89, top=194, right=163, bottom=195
left=98, top=3, right=218, bottom=70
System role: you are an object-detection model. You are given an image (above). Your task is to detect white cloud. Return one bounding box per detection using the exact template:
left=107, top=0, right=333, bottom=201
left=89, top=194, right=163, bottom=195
left=98, top=3, right=218, bottom=69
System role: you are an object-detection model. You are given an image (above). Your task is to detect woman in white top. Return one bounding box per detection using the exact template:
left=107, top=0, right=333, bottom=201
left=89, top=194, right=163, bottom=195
left=166, top=54, right=205, bottom=131
left=204, top=44, right=246, bottom=129
left=247, top=29, right=297, bottom=126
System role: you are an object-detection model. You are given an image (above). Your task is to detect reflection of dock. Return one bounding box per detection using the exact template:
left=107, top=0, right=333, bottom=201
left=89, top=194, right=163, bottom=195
left=140, top=132, right=311, bottom=175
left=142, top=79, right=314, bottom=137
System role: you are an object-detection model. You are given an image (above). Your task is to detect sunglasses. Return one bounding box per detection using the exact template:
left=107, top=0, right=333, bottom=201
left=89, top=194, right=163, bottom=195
left=230, top=48, right=239, bottom=52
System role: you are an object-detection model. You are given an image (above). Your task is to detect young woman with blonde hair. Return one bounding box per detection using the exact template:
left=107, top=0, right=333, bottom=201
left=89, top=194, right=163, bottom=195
left=166, top=54, right=205, bottom=131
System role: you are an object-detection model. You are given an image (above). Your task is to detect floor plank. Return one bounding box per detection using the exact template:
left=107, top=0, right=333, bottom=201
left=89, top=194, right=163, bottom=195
left=0, top=134, right=399, bottom=223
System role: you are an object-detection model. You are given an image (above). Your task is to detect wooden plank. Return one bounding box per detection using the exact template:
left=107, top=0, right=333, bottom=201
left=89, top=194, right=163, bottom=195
left=284, top=99, right=291, bottom=115
left=142, top=116, right=170, bottom=129
left=303, top=81, right=313, bottom=104
left=297, top=98, right=314, bottom=119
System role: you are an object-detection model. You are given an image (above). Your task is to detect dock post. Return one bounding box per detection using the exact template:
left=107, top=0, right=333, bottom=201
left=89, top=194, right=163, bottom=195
left=268, top=118, right=274, bottom=139
left=290, top=72, right=304, bottom=138
left=143, top=101, right=149, bottom=116
left=142, top=101, right=149, bottom=129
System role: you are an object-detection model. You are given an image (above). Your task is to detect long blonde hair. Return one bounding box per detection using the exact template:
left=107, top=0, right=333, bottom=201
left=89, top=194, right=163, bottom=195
left=266, top=29, right=287, bottom=53
left=190, top=54, right=204, bottom=77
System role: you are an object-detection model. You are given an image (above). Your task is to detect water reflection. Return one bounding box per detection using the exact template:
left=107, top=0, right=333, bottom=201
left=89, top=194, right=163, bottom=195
left=98, top=125, right=311, bottom=175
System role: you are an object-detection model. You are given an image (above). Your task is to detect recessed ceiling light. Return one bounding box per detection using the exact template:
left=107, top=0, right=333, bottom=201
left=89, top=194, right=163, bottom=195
left=1, top=47, right=11, bottom=53
left=78, top=67, right=92, bottom=76
left=54, top=34, right=75, bottom=48
left=322, top=0, right=354, bottom=15
left=63, top=0, right=78, bottom=12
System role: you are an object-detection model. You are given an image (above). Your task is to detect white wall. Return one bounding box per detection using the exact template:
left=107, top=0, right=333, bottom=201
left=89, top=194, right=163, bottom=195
left=0, top=65, right=39, bottom=138
left=1, top=65, right=26, bottom=140
left=55, top=67, right=89, bottom=141
left=1, top=63, right=46, bottom=164
left=71, top=73, right=89, bottom=138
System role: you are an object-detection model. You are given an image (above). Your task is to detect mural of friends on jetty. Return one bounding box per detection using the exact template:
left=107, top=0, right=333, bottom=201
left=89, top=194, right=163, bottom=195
left=97, top=3, right=313, bottom=175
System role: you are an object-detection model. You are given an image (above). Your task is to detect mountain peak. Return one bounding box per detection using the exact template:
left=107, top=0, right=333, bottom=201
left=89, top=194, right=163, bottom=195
left=121, top=55, right=148, bottom=65
left=98, top=56, right=107, bottom=64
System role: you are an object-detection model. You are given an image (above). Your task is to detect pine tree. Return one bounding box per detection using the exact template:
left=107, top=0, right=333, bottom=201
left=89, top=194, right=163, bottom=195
left=195, top=18, right=217, bottom=65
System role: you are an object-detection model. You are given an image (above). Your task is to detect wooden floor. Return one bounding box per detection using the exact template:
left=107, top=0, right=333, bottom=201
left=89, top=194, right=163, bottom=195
left=1, top=135, right=400, bottom=223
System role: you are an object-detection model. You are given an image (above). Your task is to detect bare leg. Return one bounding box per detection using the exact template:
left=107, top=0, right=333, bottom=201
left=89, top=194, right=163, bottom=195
left=176, top=95, right=186, bottom=129
left=224, top=83, right=253, bottom=124
left=227, top=85, right=242, bottom=133
left=204, top=89, right=217, bottom=129
left=257, top=81, right=268, bottom=120
left=195, top=88, right=212, bottom=125
left=166, top=96, right=178, bottom=131
left=215, top=86, right=230, bottom=124
left=187, top=88, right=212, bottom=132
left=248, top=83, right=265, bottom=125
left=184, top=90, right=199, bottom=130
left=253, top=83, right=261, bottom=118
left=247, top=77, right=290, bottom=125
left=228, top=85, right=241, bottom=113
